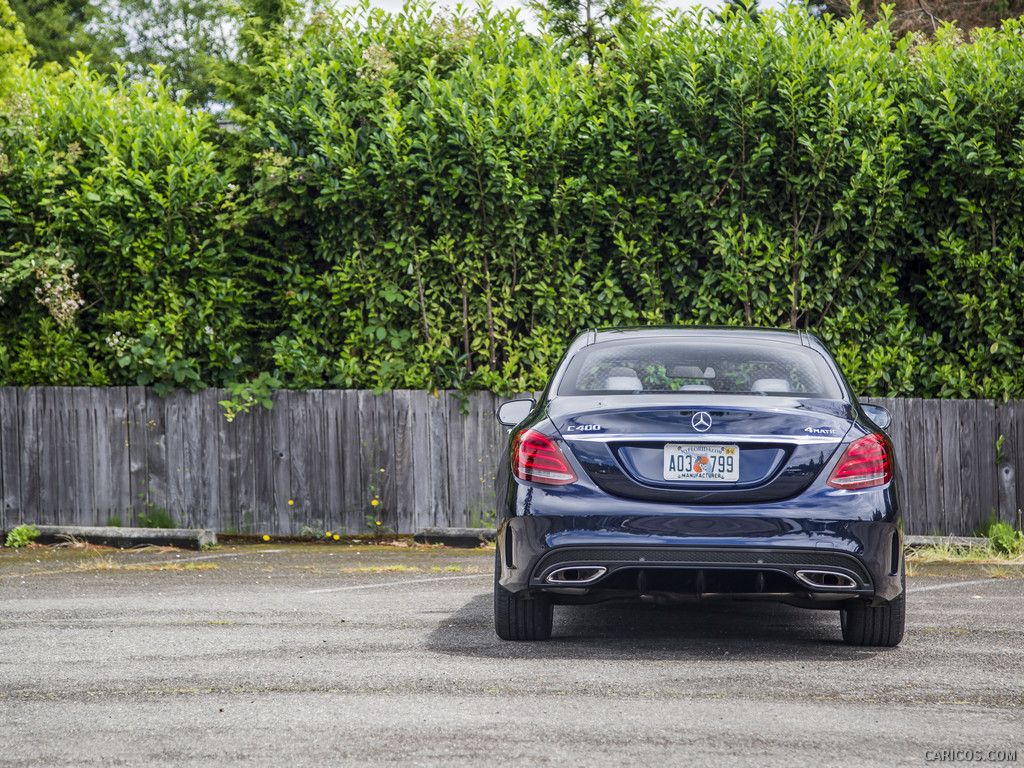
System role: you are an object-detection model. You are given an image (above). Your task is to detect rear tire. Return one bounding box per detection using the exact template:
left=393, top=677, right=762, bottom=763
left=841, top=568, right=905, bottom=647
left=494, top=549, right=553, bottom=641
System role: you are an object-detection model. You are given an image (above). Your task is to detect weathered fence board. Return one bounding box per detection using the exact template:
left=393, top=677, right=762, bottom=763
left=165, top=390, right=187, bottom=527
left=996, top=401, right=1017, bottom=525
left=3, top=388, right=1024, bottom=536
left=272, top=389, right=293, bottom=533
left=409, top=389, right=431, bottom=530
left=19, top=388, right=41, bottom=524
left=147, top=389, right=170, bottom=522
left=126, top=387, right=147, bottom=521
left=0, top=388, right=18, bottom=521
left=375, top=390, right=397, bottom=532
left=73, top=389, right=97, bottom=524
left=1013, top=402, right=1024, bottom=530
left=392, top=390, right=414, bottom=535
left=35, top=389, right=56, bottom=523
left=287, top=388, right=310, bottom=527
left=974, top=399, right=998, bottom=532
left=427, top=393, right=451, bottom=528
left=106, top=388, right=130, bottom=520
left=940, top=400, right=964, bottom=536
left=922, top=397, right=945, bottom=535
left=339, top=390, right=361, bottom=533
left=252, top=402, right=274, bottom=535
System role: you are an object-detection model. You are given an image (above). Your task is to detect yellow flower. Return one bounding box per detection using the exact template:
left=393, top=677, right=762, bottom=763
left=333, top=534, right=340, bottom=540
left=326, top=531, right=332, bottom=537
left=371, top=499, right=379, bottom=507
left=375, top=521, right=382, bottom=526
left=262, top=534, right=270, bottom=541
left=288, top=499, right=294, bottom=506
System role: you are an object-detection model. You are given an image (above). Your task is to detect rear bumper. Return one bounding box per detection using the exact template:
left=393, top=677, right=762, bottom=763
left=496, top=505, right=903, bottom=606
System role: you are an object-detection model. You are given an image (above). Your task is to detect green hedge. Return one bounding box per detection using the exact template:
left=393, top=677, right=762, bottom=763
left=0, top=65, right=250, bottom=392
left=2, top=5, right=1024, bottom=398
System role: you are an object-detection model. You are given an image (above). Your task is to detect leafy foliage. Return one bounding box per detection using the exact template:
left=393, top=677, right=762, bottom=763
left=0, top=64, right=252, bottom=392
left=5, top=523, right=40, bottom=547
left=137, top=505, right=178, bottom=528
left=0, top=0, right=31, bottom=89
left=236, top=4, right=924, bottom=396
left=975, top=515, right=1024, bottom=555
left=8, top=0, right=113, bottom=70
left=809, top=0, right=1024, bottom=36
left=3, top=4, right=1024, bottom=400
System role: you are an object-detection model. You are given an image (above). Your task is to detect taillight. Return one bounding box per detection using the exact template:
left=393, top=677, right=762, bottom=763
left=827, top=433, right=892, bottom=490
left=511, top=429, right=578, bottom=485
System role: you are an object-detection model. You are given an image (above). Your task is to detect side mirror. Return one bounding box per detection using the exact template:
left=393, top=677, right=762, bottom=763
left=862, top=403, right=892, bottom=431
left=496, top=399, right=535, bottom=427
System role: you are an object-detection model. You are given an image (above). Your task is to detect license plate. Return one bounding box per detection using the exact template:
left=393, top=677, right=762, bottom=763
left=663, top=444, right=739, bottom=482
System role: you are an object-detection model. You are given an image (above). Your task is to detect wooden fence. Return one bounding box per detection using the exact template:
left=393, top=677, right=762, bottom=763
left=0, top=388, right=1021, bottom=536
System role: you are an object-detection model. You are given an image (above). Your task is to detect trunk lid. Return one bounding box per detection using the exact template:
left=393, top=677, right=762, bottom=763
left=549, top=395, right=851, bottom=504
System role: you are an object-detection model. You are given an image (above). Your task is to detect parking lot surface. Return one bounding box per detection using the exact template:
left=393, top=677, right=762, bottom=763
left=1, top=543, right=1021, bottom=767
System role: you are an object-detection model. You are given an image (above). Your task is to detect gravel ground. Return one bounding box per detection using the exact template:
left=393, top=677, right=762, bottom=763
left=1, top=542, right=1021, bottom=767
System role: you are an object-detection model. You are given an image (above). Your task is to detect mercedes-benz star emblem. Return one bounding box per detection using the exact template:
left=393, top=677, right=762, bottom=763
left=691, top=411, right=713, bottom=432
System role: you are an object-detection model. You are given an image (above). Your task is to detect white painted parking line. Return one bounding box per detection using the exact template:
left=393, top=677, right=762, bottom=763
left=306, top=574, right=489, bottom=594
left=907, top=578, right=994, bottom=594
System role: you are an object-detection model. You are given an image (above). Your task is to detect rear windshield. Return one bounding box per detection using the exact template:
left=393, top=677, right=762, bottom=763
left=557, top=339, right=845, bottom=399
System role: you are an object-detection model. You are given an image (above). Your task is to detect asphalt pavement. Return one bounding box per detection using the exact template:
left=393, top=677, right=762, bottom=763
left=1, top=543, right=1021, bottom=767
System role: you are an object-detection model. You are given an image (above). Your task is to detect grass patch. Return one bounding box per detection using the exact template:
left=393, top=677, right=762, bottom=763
left=137, top=505, right=178, bottom=529
left=907, top=542, right=1024, bottom=566
left=982, top=564, right=1017, bottom=579
left=54, top=535, right=116, bottom=550
left=75, top=556, right=219, bottom=572
left=340, top=565, right=418, bottom=573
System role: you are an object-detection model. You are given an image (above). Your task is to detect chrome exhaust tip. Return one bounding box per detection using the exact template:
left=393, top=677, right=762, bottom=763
left=545, top=566, right=607, bottom=585
left=794, top=569, right=858, bottom=590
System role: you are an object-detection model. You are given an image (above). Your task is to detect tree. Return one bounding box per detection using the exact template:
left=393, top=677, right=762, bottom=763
left=7, top=0, right=113, bottom=68
left=718, top=0, right=761, bottom=23
left=524, top=0, right=658, bottom=60
left=1, top=0, right=31, bottom=68
left=809, top=0, right=1024, bottom=35
left=212, top=0, right=305, bottom=118
left=0, top=0, right=30, bottom=93
left=90, top=0, right=236, bottom=108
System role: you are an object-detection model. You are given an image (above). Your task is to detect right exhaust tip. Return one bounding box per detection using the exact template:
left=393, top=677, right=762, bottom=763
left=794, top=569, right=858, bottom=590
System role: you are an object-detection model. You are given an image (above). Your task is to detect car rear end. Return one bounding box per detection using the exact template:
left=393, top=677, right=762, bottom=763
left=494, top=328, right=904, bottom=645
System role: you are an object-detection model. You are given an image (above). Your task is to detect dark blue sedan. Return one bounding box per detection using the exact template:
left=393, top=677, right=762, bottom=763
left=493, top=327, right=905, bottom=646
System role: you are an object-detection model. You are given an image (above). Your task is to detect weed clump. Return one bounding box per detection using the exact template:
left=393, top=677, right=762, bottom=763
left=5, top=524, right=40, bottom=548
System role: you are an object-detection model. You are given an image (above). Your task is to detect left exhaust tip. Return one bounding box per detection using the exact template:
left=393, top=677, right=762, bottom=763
left=545, top=566, right=607, bottom=585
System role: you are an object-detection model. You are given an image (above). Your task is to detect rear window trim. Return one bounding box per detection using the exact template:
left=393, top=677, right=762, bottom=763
left=554, top=338, right=846, bottom=400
